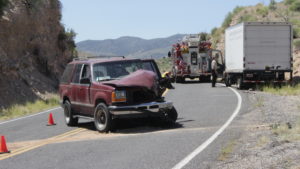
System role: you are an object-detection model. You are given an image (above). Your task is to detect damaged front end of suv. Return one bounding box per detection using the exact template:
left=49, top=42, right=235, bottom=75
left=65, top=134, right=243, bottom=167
left=104, top=69, right=176, bottom=117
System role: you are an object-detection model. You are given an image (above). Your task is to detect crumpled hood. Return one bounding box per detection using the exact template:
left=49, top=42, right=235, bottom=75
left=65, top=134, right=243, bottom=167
left=103, top=70, right=156, bottom=90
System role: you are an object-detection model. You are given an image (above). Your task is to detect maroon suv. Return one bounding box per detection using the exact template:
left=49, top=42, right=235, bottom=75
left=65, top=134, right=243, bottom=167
left=59, top=57, right=177, bottom=132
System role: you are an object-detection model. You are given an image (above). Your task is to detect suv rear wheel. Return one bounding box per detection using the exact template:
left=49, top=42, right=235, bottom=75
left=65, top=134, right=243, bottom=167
left=63, top=100, right=78, bottom=126
left=94, top=103, right=113, bottom=132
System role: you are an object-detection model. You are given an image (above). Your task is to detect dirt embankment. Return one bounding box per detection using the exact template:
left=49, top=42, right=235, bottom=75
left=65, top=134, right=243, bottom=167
left=214, top=92, right=300, bottom=169
left=0, top=0, right=74, bottom=108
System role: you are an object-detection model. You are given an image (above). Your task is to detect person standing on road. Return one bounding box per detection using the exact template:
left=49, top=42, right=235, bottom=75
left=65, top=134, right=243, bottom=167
left=211, top=56, right=217, bottom=87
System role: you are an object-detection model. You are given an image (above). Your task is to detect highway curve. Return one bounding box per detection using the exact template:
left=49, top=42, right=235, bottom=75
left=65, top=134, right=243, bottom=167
left=0, top=82, right=245, bottom=169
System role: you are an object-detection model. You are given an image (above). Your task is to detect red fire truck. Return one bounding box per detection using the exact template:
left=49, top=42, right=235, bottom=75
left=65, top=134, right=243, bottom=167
left=168, top=35, right=224, bottom=83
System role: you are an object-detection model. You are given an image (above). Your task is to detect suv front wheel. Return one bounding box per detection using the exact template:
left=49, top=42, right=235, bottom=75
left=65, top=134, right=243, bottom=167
left=63, top=100, right=78, bottom=126
left=161, top=106, right=178, bottom=124
left=94, top=103, right=113, bottom=132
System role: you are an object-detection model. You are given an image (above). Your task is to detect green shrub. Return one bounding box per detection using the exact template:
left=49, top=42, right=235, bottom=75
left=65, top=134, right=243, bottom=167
left=211, top=28, right=223, bottom=48
left=222, top=12, right=233, bottom=28
left=0, top=0, right=8, bottom=16
left=290, top=19, right=300, bottom=27
left=269, top=0, right=277, bottom=10
left=294, top=39, right=300, bottom=50
left=238, top=15, right=257, bottom=23
left=211, top=27, right=218, bottom=36
left=285, top=0, right=296, bottom=5
left=256, top=6, right=269, bottom=17
left=199, top=32, right=209, bottom=41
left=290, top=1, right=300, bottom=11
left=233, top=6, right=244, bottom=15
left=293, top=27, right=300, bottom=38
left=58, top=29, right=77, bottom=51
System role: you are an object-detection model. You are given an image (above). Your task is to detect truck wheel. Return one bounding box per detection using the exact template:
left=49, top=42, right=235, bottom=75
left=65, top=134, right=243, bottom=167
left=206, top=76, right=211, bottom=82
left=199, top=76, right=202, bottom=82
left=176, top=77, right=182, bottom=83
left=63, top=100, right=78, bottom=126
left=225, top=76, right=231, bottom=87
left=237, top=77, right=243, bottom=89
left=94, top=103, right=113, bottom=133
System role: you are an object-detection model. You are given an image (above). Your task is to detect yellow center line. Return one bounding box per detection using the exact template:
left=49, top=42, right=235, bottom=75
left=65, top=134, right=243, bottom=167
left=0, top=128, right=86, bottom=161
left=162, top=71, right=170, bottom=97
left=162, top=88, right=169, bottom=97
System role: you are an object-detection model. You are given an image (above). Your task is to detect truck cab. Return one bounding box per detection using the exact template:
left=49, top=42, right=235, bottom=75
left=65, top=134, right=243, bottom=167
left=170, top=35, right=224, bottom=82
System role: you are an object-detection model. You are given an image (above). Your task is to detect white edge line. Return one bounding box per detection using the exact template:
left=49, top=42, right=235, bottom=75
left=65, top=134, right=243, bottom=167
left=172, top=86, right=242, bottom=169
left=0, top=107, right=61, bottom=125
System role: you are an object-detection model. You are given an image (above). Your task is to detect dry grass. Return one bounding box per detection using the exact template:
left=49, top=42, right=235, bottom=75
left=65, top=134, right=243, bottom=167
left=256, top=135, right=271, bottom=147
left=218, top=140, right=237, bottom=161
left=254, top=95, right=265, bottom=108
left=272, top=120, right=300, bottom=142
left=0, top=95, right=60, bottom=121
left=155, top=57, right=172, bottom=73
left=262, top=85, right=300, bottom=96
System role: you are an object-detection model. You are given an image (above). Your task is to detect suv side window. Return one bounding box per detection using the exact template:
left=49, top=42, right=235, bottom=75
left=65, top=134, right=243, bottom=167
left=61, top=64, right=74, bottom=84
left=81, top=64, right=91, bottom=80
left=72, top=64, right=83, bottom=84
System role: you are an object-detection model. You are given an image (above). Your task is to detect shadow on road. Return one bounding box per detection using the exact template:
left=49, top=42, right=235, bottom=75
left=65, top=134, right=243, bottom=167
left=75, top=117, right=186, bottom=134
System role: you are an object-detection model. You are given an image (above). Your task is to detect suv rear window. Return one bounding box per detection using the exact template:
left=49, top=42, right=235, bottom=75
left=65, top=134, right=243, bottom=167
left=60, top=64, right=74, bottom=84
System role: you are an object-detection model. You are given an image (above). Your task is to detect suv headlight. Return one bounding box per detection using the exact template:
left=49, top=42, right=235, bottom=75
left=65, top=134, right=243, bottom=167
left=112, top=90, right=126, bottom=102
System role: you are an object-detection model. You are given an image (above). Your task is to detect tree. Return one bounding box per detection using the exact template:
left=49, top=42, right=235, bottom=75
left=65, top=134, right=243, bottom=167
left=0, top=0, right=8, bottom=16
left=199, top=32, right=208, bottom=41
left=290, top=1, right=300, bottom=12
left=269, top=0, right=277, bottom=10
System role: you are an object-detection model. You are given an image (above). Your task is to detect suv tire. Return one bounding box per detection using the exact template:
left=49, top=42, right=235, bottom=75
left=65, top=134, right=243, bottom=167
left=94, top=103, right=113, bottom=132
left=63, top=100, right=78, bottom=126
left=161, top=106, right=178, bottom=124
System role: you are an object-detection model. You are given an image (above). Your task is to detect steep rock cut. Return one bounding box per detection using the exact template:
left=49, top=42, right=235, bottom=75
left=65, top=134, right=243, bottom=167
left=0, top=0, right=73, bottom=108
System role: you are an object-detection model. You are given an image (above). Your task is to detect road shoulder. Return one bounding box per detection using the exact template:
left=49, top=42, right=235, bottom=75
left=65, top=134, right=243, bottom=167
left=213, top=91, right=300, bottom=169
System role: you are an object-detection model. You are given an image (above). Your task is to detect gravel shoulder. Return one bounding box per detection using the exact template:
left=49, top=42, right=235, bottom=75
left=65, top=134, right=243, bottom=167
left=214, top=90, right=300, bottom=169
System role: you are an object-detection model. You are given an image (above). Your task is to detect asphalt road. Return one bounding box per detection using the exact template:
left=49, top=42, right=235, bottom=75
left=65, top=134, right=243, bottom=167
left=0, top=82, right=246, bottom=169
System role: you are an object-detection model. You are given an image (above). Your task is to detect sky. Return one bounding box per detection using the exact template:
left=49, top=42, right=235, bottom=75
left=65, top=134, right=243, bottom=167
left=60, top=0, right=278, bottom=42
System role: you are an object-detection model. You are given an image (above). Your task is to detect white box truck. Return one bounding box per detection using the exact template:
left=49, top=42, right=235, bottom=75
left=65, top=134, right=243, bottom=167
left=224, top=22, right=293, bottom=89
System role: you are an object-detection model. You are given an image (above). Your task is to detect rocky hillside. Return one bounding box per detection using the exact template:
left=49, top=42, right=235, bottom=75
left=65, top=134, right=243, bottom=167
left=76, top=34, right=185, bottom=59
left=210, top=0, right=300, bottom=77
left=0, top=0, right=75, bottom=108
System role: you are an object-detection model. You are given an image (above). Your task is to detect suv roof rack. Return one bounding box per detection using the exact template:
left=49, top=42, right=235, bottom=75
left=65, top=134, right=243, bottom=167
left=73, top=55, right=125, bottom=61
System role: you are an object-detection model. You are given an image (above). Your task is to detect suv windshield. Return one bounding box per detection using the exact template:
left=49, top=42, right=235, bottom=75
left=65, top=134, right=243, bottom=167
left=93, top=60, right=142, bottom=82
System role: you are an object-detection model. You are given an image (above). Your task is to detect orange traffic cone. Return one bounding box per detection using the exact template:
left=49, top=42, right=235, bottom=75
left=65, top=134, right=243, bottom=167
left=47, top=113, right=56, bottom=126
left=0, top=136, right=10, bottom=154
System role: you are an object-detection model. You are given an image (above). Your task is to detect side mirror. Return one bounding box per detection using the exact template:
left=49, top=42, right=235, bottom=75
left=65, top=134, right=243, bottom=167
left=80, top=78, right=91, bottom=84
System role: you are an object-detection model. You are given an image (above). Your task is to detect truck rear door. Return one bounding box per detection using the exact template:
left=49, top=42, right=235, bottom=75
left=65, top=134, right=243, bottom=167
left=245, top=24, right=292, bottom=70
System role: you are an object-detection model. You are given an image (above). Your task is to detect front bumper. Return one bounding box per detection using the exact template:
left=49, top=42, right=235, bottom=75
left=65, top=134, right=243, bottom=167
left=108, top=101, right=173, bottom=115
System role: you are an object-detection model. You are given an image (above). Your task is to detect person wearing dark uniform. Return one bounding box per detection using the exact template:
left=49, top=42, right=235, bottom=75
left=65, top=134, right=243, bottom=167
left=211, top=56, right=217, bottom=87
